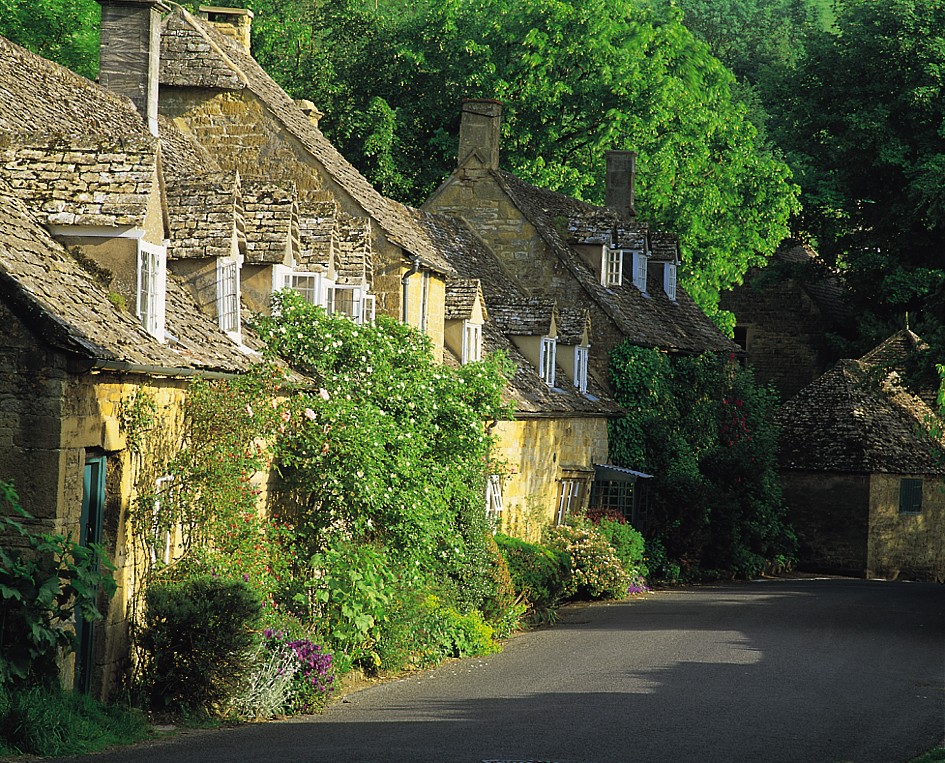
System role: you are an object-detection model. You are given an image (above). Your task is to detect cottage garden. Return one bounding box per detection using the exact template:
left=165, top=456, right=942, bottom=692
left=2, top=291, right=695, bottom=754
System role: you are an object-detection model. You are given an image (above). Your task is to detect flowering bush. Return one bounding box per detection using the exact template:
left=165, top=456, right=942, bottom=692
left=543, top=525, right=631, bottom=600
left=231, top=628, right=334, bottom=718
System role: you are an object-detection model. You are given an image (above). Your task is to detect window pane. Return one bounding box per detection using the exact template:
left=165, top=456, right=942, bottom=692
left=899, top=478, right=923, bottom=514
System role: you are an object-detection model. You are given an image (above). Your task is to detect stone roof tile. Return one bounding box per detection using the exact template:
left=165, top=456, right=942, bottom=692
left=494, top=170, right=736, bottom=355
left=445, top=278, right=483, bottom=321
left=0, top=134, right=157, bottom=228
left=776, top=359, right=945, bottom=475
left=241, top=178, right=298, bottom=264
left=0, top=176, right=254, bottom=373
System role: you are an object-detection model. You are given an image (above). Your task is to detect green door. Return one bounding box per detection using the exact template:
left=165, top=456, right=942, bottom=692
left=76, top=455, right=105, bottom=694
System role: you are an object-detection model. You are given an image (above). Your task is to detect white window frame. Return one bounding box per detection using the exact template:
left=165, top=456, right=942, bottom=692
left=555, top=478, right=584, bottom=525
left=216, top=255, right=242, bottom=338
left=574, top=345, right=589, bottom=394
left=136, top=240, right=167, bottom=343
left=485, top=474, right=503, bottom=528
left=604, top=246, right=623, bottom=287
left=540, top=336, right=557, bottom=387
left=272, top=265, right=333, bottom=309
left=332, top=284, right=374, bottom=324
left=632, top=250, right=648, bottom=293
left=151, top=474, right=176, bottom=566
left=664, top=262, right=678, bottom=301
left=462, top=321, right=483, bottom=364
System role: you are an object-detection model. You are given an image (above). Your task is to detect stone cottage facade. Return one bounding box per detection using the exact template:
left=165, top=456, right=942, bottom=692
left=412, top=210, right=623, bottom=540
left=425, top=99, right=737, bottom=395
left=0, top=32, right=268, bottom=697
left=777, top=332, right=945, bottom=582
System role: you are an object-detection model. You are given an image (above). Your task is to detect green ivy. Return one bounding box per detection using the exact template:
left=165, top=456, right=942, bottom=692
left=609, top=344, right=796, bottom=579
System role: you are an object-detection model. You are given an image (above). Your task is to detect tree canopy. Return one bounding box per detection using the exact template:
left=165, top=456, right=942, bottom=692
left=768, top=0, right=945, bottom=356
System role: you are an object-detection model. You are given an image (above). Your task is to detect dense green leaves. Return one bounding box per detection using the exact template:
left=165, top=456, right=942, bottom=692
left=608, top=343, right=795, bottom=579
left=0, top=0, right=98, bottom=79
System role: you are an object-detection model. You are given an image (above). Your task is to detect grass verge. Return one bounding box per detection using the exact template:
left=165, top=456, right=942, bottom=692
left=0, top=684, right=150, bottom=757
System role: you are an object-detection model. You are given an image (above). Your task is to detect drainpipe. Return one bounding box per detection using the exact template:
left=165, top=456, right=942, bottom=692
left=401, top=255, right=421, bottom=323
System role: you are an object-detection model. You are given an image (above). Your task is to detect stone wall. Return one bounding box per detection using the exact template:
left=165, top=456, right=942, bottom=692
left=491, top=415, right=609, bottom=542
left=868, top=473, right=945, bottom=582
left=781, top=470, right=871, bottom=574
left=721, top=277, right=841, bottom=402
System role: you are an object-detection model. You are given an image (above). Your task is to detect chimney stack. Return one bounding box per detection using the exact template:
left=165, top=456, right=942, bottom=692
left=199, top=6, right=254, bottom=53
left=457, top=99, right=502, bottom=171
left=605, top=150, right=637, bottom=219
left=295, top=100, right=324, bottom=130
left=97, top=0, right=169, bottom=136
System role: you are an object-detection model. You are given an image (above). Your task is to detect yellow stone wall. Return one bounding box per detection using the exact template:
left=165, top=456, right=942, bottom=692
left=868, top=473, right=945, bottom=582
left=491, top=415, right=609, bottom=543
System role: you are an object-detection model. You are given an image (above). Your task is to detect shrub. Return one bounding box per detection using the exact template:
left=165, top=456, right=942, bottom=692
left=495, top=534, right=570, bottom=621
left=232, top=627, right=334, bottom=718
left=138, top=576, right=261, bottom=717
left=0, top=482, right=115, bottom=688
left=543, top=525, right=631, bottom=600
left=592, top=516, right=647, bottom=575
left=0, top=683, right=148, bottom=756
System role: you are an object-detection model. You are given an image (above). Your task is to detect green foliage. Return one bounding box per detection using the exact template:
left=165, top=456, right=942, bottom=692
left=138, top=576, right=261, bottom=717
left=608, top=344, right=796, bottom=579
left=0, top=0, right=99, bottom=79
left=0, top=482, right=116, bottom=688
left=494, top=533, right=570, bottom=623
left=769, top=0, right=945, bottom=358
left=254, top=292, right=512, bottom=608
left=0, top=683, right=149, bottom=757
left=543, top=524, right=632, bottom=601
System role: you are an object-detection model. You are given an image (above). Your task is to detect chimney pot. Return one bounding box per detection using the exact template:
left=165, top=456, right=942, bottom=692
left=605, top=150, right=637, bottom=219
left=198, top=5, right=254, bottom=52
left=457, top=98, right=503, bottom=171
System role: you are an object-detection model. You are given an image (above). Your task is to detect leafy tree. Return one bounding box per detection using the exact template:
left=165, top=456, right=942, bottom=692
left=608, top=343, right=795, bottom=578
left=771, top=0, right=945, bottom=357
left=0, top=0, right=98, bottom=79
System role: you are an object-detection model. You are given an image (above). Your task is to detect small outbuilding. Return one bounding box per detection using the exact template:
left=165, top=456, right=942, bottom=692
left=776, top=333, right=945, bottom=582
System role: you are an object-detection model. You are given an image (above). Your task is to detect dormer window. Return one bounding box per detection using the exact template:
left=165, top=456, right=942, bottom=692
left=217, top=255, right=242, bottom=337
left=604, top=247, right=623, bottom=287
left=540, top=336, right=557, bottom=387
left=137, top=240, right=166, bottom=342
left=663, top=262, right=677, bottom=301
left=272, top=264, right=333, bottom=309
left=574, top=345, right=589, bottom=394
left=632, top=251, right=648, bottom=293
left=462, top=321, right=483, bottom=364
left=332, top=285, right=375, bottom=325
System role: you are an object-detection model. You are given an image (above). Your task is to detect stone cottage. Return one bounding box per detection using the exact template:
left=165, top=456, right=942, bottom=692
left=720, top=239, right=855, bottom=401
left=776, top=331, right=945, bottom=581
left=412, top=209, right=624, bottom=540
left=424, top=99, right=738, bottom=394
left=0, top=32, right=267, bottom=697
left=423, top=100, right=738, bottom=526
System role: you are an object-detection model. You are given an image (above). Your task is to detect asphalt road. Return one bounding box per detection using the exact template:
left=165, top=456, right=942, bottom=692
left=57, top=578, right=945, bottom=763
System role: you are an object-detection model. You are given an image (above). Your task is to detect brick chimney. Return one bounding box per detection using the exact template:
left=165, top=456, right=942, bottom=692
left=605, top=150, right=637, bottom=219
left=97, top=0, right=169, bottom=136
left=457, top=99, right=502, bottom=171
left=198, top=6, right=254, bottom=52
